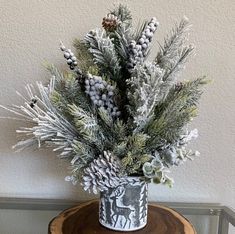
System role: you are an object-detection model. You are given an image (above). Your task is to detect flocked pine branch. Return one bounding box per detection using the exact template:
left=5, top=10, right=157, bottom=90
left=146, top=128, right=200, bottom=179
left=155, top=17, right=194, bottom=83
left=101, top=6, right=132, bottom=70
left=46, top=64, right=92, bottom=117
left=147, top=103, right=196, bottom=150
left=73, top=39, right=95, bottom=73
left=97, top=107, right=127, bottom=143
left=0, top=78, right=78, bottom=156
left=114, top=22, right=132, bottom=65
left=127, top=62, right=165, bottom=131
left=146, top=77, right=209, bottom=149
left=156, top=16, right=191, bottom=68
left=103, top=5, right=133, bottom=72
left=155, top=76, right=209, bottom=117
left=110, top=4, right=132, bottom=27
left=120, top=133, right=151, bottom=175
left=84, top=28, right=121, bottom=80
left=68, top=103, right=104, bottom=152
left=1, top=77, right=99, bottom=179
left=174, top=128, right=200, bottom=163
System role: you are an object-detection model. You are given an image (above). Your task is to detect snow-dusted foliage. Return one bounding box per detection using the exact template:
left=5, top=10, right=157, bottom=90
left=1, top=4, right=208, bottom=193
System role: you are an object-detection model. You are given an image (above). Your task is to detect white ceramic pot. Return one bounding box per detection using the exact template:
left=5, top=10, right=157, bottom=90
left=99, top=177, right=148, bottom=231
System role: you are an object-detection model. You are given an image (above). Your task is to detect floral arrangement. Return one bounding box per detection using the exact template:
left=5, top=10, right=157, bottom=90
left=1, top=5, right=208, bottom=194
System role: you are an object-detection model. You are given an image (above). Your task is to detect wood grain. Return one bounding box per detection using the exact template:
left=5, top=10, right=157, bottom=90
left=48, top=200, right=196, bottom=234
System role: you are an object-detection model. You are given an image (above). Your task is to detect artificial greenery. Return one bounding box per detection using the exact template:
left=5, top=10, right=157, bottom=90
left=1, top=4, right=209, bottom=193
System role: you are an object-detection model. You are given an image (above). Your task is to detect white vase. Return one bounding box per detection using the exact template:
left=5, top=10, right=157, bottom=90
left=99, top=177, right=148, bottom=231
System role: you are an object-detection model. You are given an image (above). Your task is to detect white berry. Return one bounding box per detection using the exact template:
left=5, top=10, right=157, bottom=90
left=64, top=52, right=70, bottom=59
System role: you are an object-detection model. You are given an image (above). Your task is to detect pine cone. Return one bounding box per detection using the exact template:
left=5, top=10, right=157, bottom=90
left=102, top=14, right=120, bottom=31
left=81, top=151, right=126, bottom=194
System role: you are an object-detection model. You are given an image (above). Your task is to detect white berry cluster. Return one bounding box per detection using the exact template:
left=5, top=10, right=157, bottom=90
left=60, top=42, right=78, bottom=70
left=128, top=17, right=159, bottom=70
left=85, top=74, right=121, bottom=117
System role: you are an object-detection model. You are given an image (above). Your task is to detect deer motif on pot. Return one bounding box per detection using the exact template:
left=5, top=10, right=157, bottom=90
left=110, top=186, right=134, bottom=228
left=99, top=177, right=148, bottom=231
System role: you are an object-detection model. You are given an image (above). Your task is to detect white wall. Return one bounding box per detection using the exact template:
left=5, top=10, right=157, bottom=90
left=0, top=0, right=234, bottom=208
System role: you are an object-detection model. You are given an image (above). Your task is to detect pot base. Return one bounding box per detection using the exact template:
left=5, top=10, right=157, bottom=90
left=99, top=219, right=147, bottom=232
left=48, top=200, right=197, bottom=234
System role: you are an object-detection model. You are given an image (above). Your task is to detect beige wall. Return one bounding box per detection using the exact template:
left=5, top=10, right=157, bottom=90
left=0, top=0, right=234, bottom=208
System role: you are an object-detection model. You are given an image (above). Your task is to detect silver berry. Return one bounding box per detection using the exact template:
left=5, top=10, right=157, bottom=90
left=93, top=100, right=98, bottom=105
left=95, top=83, right=100, bottom=89
left=142, top=43, right=148, bottom=49
left=116, top=111, right=121, bottom=116
left=102, top=94, right=107, bottom=100
left=64, top=52, right=70, bottom=58
left=108, top=91, right=114, bottom=96
left=98, top=100, right=103, bottom=106
left=139, top=38, right=145, bottom=44
left=67, top=59, right=72, bottom=64
left=71, top=56, right=77, bottom=61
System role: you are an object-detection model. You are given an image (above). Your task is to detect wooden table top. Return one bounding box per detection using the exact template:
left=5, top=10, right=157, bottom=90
left=49, top=200, right=196, bottom=234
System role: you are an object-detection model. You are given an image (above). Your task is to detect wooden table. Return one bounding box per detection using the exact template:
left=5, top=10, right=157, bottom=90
left=49, top=200, right=196, bottom=234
